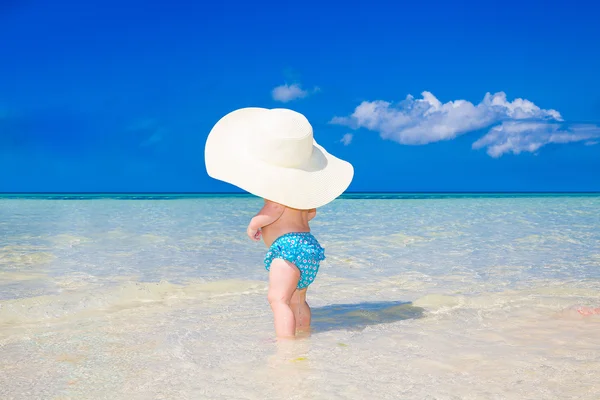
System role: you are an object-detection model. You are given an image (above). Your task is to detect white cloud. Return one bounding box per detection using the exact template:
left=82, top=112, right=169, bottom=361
left=340, top=133, right=353, bottom=146
left=271, top=83, right=307, bottom=102
left=271, top=83, right=319, bottom=103
left=472, top=122, right=600, bottom=157
left=330, top=91, right=562, bottom=145
left=330, top=91, right=600, bottom=156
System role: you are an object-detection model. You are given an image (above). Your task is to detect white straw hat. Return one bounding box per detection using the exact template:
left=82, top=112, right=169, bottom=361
left=204, top=107, right=354, bottom=209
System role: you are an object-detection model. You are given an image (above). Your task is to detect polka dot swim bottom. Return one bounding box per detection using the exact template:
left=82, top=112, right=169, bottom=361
left=264, top=232, right=326, bottom=289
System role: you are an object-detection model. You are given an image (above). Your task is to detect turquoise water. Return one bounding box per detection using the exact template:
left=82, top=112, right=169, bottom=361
left=1, top=195, right=599, bottom=399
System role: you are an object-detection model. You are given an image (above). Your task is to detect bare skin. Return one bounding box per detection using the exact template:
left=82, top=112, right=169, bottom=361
left=247, top=199, right=316, bottom=338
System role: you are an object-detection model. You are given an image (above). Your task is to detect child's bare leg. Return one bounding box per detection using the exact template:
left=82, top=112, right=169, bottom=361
left=290, top=288, right=311, bottom=333
left=267, top=259, right=300, bottom=338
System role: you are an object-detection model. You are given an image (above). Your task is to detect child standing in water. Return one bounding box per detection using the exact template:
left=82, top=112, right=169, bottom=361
left=204, top=107, right=353, bottom=338
left=247, top=200, right=323, bottom=337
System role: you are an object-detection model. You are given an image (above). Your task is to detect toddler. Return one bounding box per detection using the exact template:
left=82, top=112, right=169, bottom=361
left=204, top=107, right=354, bottom=338
left=247, top=200, right=324, bottom=338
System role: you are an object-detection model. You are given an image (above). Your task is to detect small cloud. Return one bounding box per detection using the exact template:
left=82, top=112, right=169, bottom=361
left=272, top=84, right=308, bottom=103
left=340, top=133, right=353, bottom=146
left=585, top=140, right=599, bottom=146
left=271, top=83, right=319, bottom=103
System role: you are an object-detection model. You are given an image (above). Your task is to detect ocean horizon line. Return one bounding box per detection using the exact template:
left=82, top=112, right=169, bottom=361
left=1, top=191, right=600, bottom=195
left=1, top=191, right=599, bottom=200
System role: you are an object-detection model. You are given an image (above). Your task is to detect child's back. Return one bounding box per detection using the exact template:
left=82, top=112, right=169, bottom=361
left=259, top=201, right=315, bottom=247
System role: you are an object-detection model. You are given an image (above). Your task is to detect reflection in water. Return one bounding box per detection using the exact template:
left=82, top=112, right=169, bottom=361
left=311, top=301, right=425, bottom=332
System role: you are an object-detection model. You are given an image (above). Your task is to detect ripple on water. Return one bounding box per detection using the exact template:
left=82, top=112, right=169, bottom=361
left=0, top=245, right=56, bottom=268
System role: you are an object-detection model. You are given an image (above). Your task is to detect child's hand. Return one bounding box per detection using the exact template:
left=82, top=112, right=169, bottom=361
left=247, top=226, right=262, bottom=242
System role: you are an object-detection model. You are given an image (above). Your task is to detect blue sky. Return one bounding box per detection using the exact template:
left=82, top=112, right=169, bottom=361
left=1, top=0, right=599, bottom=192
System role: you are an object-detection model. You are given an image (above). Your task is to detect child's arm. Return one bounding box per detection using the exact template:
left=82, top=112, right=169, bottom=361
left=247, top=201, right=285, bottom=241
left=307, top=208, right=317, bottom=221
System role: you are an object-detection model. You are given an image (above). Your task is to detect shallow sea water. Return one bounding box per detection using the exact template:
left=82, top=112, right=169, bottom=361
left=0, top=194, right=599, bottom=399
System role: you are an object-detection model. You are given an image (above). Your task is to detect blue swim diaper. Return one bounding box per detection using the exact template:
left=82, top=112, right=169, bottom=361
left=264, top=232, right=325, bottom=289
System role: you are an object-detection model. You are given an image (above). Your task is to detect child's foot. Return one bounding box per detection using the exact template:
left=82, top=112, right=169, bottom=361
left=295, top=329, right=311, bottom=339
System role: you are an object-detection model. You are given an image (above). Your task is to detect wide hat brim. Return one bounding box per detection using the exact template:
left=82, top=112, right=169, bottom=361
left=204, top=107, right=354, bottom=209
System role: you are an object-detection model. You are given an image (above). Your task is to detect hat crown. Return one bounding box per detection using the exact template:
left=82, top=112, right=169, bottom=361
left=251, top=109, right=314, bottom=168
